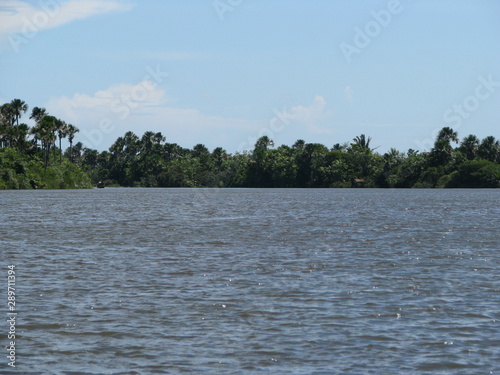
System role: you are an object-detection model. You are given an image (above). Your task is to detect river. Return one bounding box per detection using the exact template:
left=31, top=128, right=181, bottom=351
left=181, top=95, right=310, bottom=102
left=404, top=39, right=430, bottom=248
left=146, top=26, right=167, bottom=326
left=1, top=188, right=499, bottom=374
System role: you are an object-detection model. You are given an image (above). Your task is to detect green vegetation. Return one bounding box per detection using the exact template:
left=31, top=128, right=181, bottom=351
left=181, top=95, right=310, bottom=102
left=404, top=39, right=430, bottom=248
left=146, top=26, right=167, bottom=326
left=0, top=147, right=92, bottom=189
left=1, top=98, right=499, bottom=189
left=78, top=128, right=499, bottom=189
left=0, top=99, right=91, bottom=189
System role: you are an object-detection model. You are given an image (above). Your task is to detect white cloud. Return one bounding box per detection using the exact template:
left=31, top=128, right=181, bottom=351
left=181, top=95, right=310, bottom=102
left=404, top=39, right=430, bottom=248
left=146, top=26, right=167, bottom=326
left=0, top=0, right=132, bottom=51
left=288, top=95, right=333, bottom=134
left=46, top=83, right=336, bottom=152
left=46, top=82, right=260, bottom=151
left=48, top=81, right=166, bottom=120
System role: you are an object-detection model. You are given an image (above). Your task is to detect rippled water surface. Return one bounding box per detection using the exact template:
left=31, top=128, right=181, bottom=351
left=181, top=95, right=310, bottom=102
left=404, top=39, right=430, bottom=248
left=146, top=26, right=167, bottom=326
left=1, top=188, right=499, bottom=374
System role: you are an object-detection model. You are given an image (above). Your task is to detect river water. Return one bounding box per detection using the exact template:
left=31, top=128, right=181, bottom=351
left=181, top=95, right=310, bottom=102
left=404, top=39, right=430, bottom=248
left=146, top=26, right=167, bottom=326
left=1, top=188, right=499, bottom=374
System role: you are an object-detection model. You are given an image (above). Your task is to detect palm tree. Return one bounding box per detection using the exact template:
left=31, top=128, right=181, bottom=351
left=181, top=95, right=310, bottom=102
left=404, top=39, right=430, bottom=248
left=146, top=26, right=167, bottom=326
left=430, top=127, right=459, bottom=166
left=192, top=143, right=210, bottom=158
left=69, top=141, right=84, bottom=164
left=57, top=121, right=69, bottom=163
left=4, top=125, right=17, bottom=148
left=30, top=107, right=48, bottom=123
left=292, top=139, right=305, bottom=150
left=436, top=127, right=459, bottom=144
left=32, top=116, right=59, bottom=168
left=254, top=136, right=274, bottom=153
left=212, top=147, right=227, bottom=166
left=0, top=108, right=12, bottom=147
left=153, top=132, right=166, bottom=147
left=459, top=134, right=480, bottom=160
left=140, top=131, right=164, bottom=153
left=12, top=124, right=30, bottom=150
left=0, top=103, right=15, bottom=127
left=431, top=139, right=453, bottom=166
left=350, top=134, right=374, bottom=153
left=478, top=136, right=500, bottom=162
left=66, top=124, right=79, bottom=163
left=46, top=124, right=57, bottom=167
left=29, top=107, right=48, bottom=150
left=162, top=142, right=182, bottom=162
left=332, top=142, right=349, bottom=152
left=10, top=99, right=28, bottom=126
left=0, top=124, right=5, bottom=148
left=110, top=136, right=126, bottom=157
left=123, top=131, right=139, bottom=157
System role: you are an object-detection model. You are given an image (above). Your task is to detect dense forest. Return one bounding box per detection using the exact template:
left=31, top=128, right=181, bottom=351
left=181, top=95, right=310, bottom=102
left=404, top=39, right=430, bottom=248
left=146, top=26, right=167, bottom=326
left=0, top=99, right=91, bottom=189
left=1, top=98, right=499, bottom=189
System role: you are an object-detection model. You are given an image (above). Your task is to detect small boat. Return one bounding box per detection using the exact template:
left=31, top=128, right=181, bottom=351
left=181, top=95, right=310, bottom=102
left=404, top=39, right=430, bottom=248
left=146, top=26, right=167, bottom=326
left=96, top=181, right=105, bottom=188
left=352, top=178, right=365, bottom=188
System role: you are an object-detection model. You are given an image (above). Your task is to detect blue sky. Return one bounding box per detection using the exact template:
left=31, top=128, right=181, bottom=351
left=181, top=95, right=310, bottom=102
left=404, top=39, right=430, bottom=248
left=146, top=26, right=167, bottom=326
left=1, top=0, right=499, bottom=154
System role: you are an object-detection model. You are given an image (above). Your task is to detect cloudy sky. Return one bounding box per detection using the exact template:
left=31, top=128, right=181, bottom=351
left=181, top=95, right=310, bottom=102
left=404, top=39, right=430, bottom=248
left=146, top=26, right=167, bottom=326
left=1, top=0, right=499, bottom=153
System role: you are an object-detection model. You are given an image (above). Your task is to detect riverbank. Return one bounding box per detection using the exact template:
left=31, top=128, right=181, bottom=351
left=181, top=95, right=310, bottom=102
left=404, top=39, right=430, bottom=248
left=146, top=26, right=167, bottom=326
left=0, top=148, right=92, bottom=189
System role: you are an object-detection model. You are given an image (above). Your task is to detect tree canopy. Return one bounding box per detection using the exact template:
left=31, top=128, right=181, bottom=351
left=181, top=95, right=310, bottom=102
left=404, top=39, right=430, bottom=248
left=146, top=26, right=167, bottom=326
left=1, top=98, right=499, bottom=189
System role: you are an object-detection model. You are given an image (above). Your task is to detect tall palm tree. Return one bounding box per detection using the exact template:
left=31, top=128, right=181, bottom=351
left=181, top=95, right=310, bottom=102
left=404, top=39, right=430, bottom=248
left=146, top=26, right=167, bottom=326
left=66, top=124, right=79, bottom=163
left=57, top=121, right=69, bottom=163
left=431, top=139, right=453, bottom=166
left=153, top=132, right=166, bottom=147
left=459, top=134, right=480, bottom=161
left=123, top=131, right=140, bottom=158
left=254, top=136, right=274, bottom=152
left=10, top=99, right=28, bottom=126
left=436, top=127, right=459, bottom=144
left=110, top=136, right=126, bottom=156
left=140, top=131, right=159, bottom=152
left=30, top=107, right=48, bottom=123
left=430, top=127, right=459, bottom=166
left=29, top=107, right=48, bottom=150
left=32, top=116, right=58, bottom=168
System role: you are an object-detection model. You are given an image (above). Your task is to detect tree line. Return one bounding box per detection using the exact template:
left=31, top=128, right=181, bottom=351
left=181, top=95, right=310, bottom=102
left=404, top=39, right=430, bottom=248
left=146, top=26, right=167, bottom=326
left=0, top=99, right=90, bottom=189
left=1, top=99, right=79, bottom=167
left=1, top=98, right=499, bottom=189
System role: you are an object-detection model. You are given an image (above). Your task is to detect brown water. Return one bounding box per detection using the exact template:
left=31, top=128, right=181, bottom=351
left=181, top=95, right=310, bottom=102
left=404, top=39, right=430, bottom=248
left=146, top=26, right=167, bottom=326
left=1, top=188, right=499, bottom=374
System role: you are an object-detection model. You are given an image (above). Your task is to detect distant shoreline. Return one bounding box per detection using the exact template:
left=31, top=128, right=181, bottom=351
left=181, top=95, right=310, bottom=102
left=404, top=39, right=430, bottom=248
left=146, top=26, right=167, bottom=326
left=1, top=98, right=499, bottom=190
